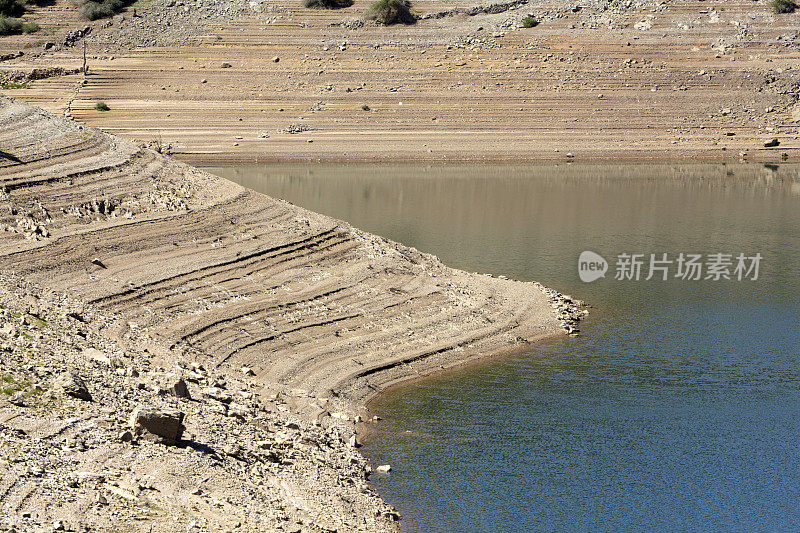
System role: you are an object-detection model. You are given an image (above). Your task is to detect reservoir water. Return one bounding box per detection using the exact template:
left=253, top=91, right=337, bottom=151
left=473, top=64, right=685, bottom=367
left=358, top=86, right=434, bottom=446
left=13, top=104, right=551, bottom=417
left=206, top=163, right=800, bottom=532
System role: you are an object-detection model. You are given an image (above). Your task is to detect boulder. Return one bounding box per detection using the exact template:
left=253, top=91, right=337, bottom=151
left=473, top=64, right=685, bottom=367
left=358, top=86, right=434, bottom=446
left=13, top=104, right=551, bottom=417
left=55, top=372, right=92, bottom=401
left=129, top=406, right=185, bottom=444
left=160, top=377, right=191, bottom=399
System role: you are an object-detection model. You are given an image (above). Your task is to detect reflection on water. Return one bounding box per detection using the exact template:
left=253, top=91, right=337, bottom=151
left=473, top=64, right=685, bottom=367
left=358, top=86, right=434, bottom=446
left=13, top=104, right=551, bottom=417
left=207, top=162, right=800, bottom=532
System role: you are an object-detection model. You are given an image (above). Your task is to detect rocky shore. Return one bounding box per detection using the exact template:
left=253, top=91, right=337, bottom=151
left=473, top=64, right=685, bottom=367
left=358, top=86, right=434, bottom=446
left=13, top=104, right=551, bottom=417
left=0, top=273, right=400, bottom=532
left=0, top=97, right=583, bottom=531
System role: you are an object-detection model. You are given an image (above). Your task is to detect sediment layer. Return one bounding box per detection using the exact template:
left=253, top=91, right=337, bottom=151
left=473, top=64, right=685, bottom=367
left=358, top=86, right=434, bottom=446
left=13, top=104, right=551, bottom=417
left=1, top=0, right=798, bottom=162
left=0, top=97, right=578, bottom=529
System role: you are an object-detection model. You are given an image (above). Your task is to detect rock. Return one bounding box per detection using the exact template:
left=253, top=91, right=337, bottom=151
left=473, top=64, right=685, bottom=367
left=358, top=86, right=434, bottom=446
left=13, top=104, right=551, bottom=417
left=90, top=258, right=107, bottom=269
left=129, top=406, right=185, bottom=444
left=272, top=56, right=280, bottom=62
left=201, top=386, right=231, bottom=403
left=119, top=430, right=134, bottom=442
left=161, top=377, right=191, bottom=399
left=764, top=138, right=780, bottom=147
left=282, top=124, right=309, bottom=134
left=54, top=372, right=92, bottom=401
left=348, top=435, right=361, bottom=448
left=376, top=464, right=391, bottom=473
left=83, top=347, right=110, bottom=365
left=8, top=392, right=25, bottom=406
left=221, top=62, right=232, bottom=68
left=241, top=366, right=255, bottom=376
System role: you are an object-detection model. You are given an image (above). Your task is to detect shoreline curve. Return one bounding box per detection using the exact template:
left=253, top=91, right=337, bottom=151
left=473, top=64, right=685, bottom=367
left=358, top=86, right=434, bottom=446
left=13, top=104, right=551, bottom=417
left=0, top=96, right=583, bottom=531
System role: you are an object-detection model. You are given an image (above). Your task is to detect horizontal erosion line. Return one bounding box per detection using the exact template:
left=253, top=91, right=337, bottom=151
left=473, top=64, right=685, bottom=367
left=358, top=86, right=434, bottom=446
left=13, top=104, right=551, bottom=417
left=1, top=153, right=141, bottom=191
left=215, top=313, right=361, bottom=365
left=348, top=323, right=517, bottom=383
left=87, top=228, right=341, bottom=305
left=180, top=285, right=351, bottom=342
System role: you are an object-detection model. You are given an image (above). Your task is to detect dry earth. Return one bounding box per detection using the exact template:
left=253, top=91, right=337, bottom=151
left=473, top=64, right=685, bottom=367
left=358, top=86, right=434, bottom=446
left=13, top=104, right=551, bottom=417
left=0, top=0, right=798, bottom=162
left=0, top=97, right=582, bottom=531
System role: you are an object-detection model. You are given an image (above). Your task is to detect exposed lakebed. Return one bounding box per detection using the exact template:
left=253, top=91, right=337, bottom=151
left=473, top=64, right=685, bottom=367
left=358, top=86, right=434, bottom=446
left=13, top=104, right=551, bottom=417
left=207, top=162, right=800, bottom=532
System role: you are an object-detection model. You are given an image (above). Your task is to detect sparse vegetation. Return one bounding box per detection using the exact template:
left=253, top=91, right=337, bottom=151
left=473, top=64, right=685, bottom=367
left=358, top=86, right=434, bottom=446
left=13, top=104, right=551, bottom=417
left=521, top=15, right=539, bottom=28
left=365, top=0, right=415, bottom=25
left=770, top=0, right=796, bottom=12
left=79, top=0, right=131, bottom=20
left=95, top=101, right=110, bottom=111
left=361, top=104, right=370, bottom=111
left=0, top=16, right=38, bottom=34
left=303, top=0, right=353, bottom=8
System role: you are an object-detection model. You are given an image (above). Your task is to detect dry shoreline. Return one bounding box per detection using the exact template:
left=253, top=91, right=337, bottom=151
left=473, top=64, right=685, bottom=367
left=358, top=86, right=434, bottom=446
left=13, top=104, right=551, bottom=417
left=0, top=96, right=583, bottom=531
left=1, top=0, right=794, bottom=526
left=1, top=0, right=798, bottom=164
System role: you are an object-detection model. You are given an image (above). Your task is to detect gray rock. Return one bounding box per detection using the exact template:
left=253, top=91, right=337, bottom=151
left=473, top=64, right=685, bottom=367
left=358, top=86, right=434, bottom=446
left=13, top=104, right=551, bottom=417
left=160, top=377, right=191, bottom=399
left=764, top=138, right=780, bottom=147
left=83, top=347, right=110, bottom=365
left=55, top=372, right=92, bottom=401
left=8, top=392, right=25, bottom=406
left=129, top=406, right=185, bottom=444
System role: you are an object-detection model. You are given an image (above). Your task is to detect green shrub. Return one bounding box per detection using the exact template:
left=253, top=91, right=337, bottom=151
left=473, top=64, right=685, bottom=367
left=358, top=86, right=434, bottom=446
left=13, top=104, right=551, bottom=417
left=0, top=0, right=24, bottom=17
left=361, top=104, right=370, bottom=111
left=365, top=0, right=415, bottom=24
left=521, top=15, right=538, bottom=28
left=303, top=0, right=353, bottom=8
left=95, top=101, right=110, bottom=111
left=21, top=20, right=38, bottom=32
left=0, top=16, right=23, bottom=34
left=79, top=0, right=129, bottom=20
left=770, top=0, right=796, bottom=12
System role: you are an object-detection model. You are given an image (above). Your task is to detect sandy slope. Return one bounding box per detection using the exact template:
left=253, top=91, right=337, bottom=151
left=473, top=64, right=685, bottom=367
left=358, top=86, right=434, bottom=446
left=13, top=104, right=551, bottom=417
left=0, top=95, right=578, bottom=423
left=0, top=96, right=584, bottom=529
left=1, top=0, right=799, bottom=163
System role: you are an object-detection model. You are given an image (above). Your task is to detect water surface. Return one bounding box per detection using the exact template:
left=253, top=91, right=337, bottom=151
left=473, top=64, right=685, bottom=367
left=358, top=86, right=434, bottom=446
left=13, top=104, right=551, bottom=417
left=207, top=162, right=800, bottom=532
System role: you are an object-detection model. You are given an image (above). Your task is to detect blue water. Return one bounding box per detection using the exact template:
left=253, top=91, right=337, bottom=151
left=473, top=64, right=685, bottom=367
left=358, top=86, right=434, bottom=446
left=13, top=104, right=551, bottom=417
left=207, top=162, right=800, bottom=532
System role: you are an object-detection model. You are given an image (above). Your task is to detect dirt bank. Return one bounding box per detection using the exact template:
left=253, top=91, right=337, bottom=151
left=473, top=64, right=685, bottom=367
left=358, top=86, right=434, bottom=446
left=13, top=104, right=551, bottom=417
left=0, top=97, right=581, bottom=530
left=0, top=0, right=798, bottom=163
